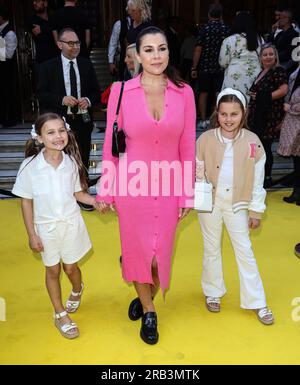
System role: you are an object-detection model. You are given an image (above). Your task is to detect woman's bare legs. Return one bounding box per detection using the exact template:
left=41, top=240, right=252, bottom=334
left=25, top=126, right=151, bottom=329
left=134, top=259, right=160, bottom=313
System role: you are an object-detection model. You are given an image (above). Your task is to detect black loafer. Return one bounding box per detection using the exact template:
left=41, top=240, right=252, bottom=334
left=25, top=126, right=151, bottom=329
left=295, top=243, right=300, bottom=259
left=140, top=312, right=159, bottom=345
left=128, top=297, right=143, bottom=321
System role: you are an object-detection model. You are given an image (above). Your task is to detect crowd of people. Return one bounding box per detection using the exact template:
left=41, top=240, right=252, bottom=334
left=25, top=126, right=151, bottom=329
left=3, top=0, right=300, bottom=344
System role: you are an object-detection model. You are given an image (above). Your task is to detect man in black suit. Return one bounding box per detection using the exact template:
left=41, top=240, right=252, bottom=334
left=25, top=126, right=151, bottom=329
left=37, top=27, right=100, bottom=209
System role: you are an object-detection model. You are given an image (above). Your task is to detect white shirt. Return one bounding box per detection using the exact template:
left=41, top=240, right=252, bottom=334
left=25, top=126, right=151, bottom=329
left=218, top=136, right=234, bottom=188
left=108, top=20, right=121, bottom=64
left=12, top=150, right=82, bottom=225
left=0, top=21, right=17, bottom=60
left=61, top=53, right=81, bottom=98
left=61, top=53, right=91, bottom=114
left=108, top=17, right=132, bottom=63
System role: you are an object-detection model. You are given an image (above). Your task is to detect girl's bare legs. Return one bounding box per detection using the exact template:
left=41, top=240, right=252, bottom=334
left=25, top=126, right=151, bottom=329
left=45, top=264, right=77, bottom=329
left=46, top=264, right=64, bottom=313
left=63, top=263, right=82, bottom=301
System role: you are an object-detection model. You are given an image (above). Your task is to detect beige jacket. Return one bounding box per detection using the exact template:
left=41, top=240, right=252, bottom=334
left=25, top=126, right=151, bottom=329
left=196, top=128, right=267, bottom=219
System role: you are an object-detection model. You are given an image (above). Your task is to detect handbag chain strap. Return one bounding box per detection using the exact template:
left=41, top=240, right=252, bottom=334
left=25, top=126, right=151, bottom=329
left=115, top=81, right=125, bottom=120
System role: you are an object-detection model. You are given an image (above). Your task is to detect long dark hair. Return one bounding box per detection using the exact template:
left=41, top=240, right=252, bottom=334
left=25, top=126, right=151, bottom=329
left=210, top=94, right=249, bottom=131
left=24, top=113, right=88, bottom=191
left=136, top=26, right=185, bottom=88
left=233, top=11, right=258, bottom=52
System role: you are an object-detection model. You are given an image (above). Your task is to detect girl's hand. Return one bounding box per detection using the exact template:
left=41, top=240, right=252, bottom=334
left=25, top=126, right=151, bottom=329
left=95, top=201, right=115, bottom=213
left=178, top=208, right=191, bottom=221
left=283, top=103, right=290, bottom=112
left=249, top=218, right=261, bottom=230
left=95, top=201, right=109, bottom=213
left=29, top=234, right=44, bottom=253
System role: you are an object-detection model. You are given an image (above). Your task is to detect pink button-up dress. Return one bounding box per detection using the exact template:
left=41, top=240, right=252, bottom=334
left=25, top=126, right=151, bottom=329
left=97, top=75, right=195, bottom=292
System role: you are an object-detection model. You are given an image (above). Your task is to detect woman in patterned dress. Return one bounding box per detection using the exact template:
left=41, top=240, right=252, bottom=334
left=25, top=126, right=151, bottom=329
left=278, top=64, right=300, bottom=204
left=219, top=11, right=263, bottom=102
left=248, top=44, right=288, bottom=187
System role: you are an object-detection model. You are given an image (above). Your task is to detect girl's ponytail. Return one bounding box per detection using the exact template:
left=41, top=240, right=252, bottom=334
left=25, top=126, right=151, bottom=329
left=25, top=138, right=44, bottom=158
left=65, top=131, right=89, bottom=191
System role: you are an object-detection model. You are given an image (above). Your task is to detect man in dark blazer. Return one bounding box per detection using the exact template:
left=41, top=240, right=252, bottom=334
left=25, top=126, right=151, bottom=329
left=37, top=28, right=100, bottom=208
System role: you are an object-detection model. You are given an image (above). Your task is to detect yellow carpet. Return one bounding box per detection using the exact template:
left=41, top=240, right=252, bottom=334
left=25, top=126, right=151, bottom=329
left=0, top=191, right=300, bottom=365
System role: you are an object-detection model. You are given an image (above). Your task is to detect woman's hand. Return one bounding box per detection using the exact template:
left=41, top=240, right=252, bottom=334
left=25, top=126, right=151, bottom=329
left=249, top=218, right=261, bottom=230
left=178, top=208, right=191, bottom=221
left=95, top=202, right=115, bottom=213
left=29, top=234, right=44, bottom=253
left=283, top=103, right=290, bottom=112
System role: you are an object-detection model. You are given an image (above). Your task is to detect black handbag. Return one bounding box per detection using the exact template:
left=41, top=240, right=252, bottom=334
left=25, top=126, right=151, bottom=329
left=112, top=81, right=126, bottom=157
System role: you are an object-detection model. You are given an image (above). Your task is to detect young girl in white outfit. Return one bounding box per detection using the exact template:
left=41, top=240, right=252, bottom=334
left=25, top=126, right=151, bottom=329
left=196, top=88, right=274, bottom=325
left=13, top=113, right=97, bottom=339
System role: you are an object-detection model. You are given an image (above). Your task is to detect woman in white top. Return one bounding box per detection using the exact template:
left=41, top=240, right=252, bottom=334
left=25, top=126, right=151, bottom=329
left=219, top=11, right=263, bottom=102
left=12, top=113, right=97, bottom=340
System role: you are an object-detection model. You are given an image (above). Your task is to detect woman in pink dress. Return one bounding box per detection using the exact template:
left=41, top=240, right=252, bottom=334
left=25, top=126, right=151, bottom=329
left=96, top=27, right=196, bottom=345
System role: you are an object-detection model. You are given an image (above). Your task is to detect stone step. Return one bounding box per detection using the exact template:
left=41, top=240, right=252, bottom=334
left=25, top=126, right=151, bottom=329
left=0, top=124, right=295, bottom=194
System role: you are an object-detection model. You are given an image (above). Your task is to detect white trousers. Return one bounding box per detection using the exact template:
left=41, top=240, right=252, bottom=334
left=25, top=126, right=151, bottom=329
left=198, top=187, right=267, bottom=309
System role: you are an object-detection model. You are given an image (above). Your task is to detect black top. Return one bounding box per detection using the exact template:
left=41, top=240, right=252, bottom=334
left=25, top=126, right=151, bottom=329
left=31, top=15, right=58, bottom=63
left=270, top=26, right=298, bottom=65
left=49, top=6, right=91, bottom=57
left=126, top=20, right=152, bottom=45
left=196, top=20, right=230, bottom=73
left=248, top=66, right=288, bottom=140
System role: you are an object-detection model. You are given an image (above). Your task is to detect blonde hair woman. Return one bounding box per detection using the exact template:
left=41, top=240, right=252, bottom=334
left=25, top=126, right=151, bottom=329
left=126, top=0, right=152, bottom=44
left=248, top=43, right=288, bottom=186
left=125, top=43, right=140, bottom=78
left=126, top=0, right=151, bottom=23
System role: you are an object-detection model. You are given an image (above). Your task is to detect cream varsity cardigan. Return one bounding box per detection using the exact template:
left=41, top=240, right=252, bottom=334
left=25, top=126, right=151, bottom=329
left=196, top=127, right=267, bottom=219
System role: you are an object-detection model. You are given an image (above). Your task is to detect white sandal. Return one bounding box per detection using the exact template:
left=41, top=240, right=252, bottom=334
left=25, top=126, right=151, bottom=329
left=54, top=311, right=79, bottom=339
left=255, top=308, right=274, bottom=325
left=205, top=297, right=221, bottom=313
left=66, top=283, right=84, bottom=314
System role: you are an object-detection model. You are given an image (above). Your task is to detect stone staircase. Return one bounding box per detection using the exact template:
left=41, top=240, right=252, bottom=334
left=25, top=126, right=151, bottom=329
left=0, top=124, right=294, bottom=198
left=0, top=124, right=105, bottom=197
left=90, top=48, right=113, bottom=92
left=0, top=47, right=114, bottom=198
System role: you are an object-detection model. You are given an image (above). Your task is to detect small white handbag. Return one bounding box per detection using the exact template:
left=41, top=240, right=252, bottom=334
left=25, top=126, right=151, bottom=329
left=194, top=175, right=213, bottom=212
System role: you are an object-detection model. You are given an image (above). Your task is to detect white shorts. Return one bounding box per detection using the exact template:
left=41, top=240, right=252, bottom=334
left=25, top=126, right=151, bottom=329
left=35, top=215, right=92, bottom=267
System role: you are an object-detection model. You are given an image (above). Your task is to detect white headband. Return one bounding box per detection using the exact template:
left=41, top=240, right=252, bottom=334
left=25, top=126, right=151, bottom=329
left=217, top=88, right=247, bottom=109
left=31, top=116, right=71, bottom=139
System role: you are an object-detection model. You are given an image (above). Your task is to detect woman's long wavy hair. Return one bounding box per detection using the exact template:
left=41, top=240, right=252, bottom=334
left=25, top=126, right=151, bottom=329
left=136, top=26, right=185, bottom=88
left=126, top=0, right=151, bottom=23
left=210, top=94, right=249, bottom=131
left=24, top=113, right=88, bottom=191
